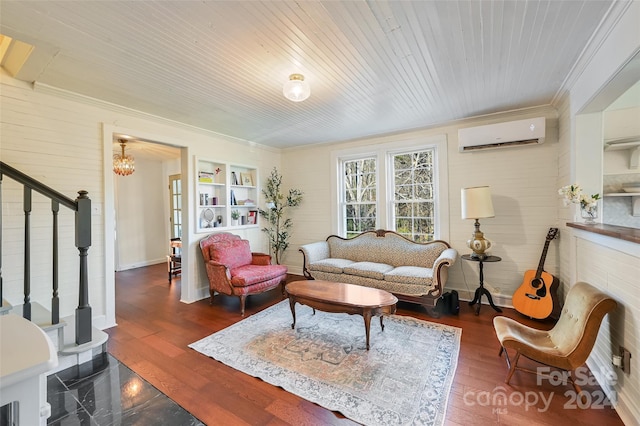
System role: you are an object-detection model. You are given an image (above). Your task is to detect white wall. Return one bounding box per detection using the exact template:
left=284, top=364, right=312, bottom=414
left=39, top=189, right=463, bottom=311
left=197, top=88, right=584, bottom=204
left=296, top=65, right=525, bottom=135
left=0, top=71, right=282, bottom=329
left=115, top=157, right=168, bottom=270
left=282, top=106, right=560, bottom=305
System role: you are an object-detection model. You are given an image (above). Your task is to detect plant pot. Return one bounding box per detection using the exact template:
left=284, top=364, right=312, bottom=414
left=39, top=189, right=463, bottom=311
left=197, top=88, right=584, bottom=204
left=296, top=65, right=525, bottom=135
left=231, top=219, right=239, bottom=226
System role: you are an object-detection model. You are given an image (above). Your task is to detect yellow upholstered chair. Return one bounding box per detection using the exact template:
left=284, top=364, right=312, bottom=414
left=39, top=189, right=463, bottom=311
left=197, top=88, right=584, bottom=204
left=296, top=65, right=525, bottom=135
left=493, top=281, right=616, bottom=394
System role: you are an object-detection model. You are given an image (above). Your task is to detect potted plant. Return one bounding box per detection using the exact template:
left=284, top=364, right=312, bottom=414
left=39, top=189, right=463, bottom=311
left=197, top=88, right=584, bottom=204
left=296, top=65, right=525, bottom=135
left=258, top=167, right=303, bottom=264
left=231, top=209, right=240, bottom=226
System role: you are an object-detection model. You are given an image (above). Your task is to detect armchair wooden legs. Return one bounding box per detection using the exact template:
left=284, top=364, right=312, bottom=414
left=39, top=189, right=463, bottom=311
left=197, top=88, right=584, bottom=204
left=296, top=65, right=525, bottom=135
left=239, top=295, right=247, bottom=316
left=498, top=346, right=584, bottom=397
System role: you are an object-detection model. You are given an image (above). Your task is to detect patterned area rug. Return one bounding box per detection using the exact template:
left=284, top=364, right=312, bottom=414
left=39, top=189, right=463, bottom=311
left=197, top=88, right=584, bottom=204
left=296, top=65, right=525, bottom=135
left=189, top=300, right=461, bottom=426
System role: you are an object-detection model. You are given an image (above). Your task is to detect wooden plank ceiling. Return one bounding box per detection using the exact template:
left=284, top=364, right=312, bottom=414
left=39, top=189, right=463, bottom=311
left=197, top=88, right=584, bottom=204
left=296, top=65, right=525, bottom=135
left=0, top=0, right=616, bottom=148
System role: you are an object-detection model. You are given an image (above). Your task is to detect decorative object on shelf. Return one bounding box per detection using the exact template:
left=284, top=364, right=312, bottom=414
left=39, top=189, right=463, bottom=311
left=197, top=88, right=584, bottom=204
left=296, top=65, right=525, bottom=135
left=558, top=183, right=601, bottom=225
left=231, top=171, right=238, bottom=185
left=202, top=208, right=215, bottom=228
left=283, top=73, right=310, bottom=102
left=259, top=167, right=303, bottom=264
left=240, top=172, right=253, bottom=186
left=231, top=209, right=240, bottom=226
left=113, top=139, right=135, bottom=176
left=461, top=186, right=495, bottom=259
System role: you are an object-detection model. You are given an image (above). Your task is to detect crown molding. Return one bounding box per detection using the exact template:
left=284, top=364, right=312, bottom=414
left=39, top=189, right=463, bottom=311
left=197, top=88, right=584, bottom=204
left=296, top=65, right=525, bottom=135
left=31, top=81, right=281, bottom=153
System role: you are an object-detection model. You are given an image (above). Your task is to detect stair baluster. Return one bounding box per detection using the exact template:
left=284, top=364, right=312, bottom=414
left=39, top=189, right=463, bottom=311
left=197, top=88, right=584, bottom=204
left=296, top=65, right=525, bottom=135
left=0, top=161, right=93, bottom=346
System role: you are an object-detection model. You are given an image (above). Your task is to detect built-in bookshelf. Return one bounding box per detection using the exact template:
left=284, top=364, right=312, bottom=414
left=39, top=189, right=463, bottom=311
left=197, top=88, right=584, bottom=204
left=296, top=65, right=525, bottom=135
left=196, top=158, right=259, bottom=233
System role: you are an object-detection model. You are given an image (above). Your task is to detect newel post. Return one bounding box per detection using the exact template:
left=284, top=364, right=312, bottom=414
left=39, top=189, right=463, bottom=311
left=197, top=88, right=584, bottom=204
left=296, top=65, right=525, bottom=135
left=75, top=190, right=92, bottom=345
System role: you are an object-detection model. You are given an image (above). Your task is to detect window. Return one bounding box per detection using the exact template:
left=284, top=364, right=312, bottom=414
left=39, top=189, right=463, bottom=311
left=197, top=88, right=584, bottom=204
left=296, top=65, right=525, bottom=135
left=333, top=136, right=448, bottom=242
left=169, top=174, right=182, bottom=238
left=392, top=150, right=435, bottom=242
left=343, top=157, right=377, bottom=238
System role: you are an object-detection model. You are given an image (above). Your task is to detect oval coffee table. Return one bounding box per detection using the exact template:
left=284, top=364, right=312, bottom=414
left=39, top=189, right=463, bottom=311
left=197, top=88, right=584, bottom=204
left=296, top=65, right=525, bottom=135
left=285, top=280, right=398, bottom=350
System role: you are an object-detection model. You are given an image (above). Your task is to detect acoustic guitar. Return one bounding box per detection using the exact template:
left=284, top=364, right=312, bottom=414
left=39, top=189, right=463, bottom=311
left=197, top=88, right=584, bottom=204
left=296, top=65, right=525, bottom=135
left=513, top=228, right=560, bottom=320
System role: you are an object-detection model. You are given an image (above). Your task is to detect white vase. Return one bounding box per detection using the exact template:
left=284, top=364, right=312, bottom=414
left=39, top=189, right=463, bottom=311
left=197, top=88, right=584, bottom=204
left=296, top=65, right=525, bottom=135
left=231, top=219, right=239, bottom=226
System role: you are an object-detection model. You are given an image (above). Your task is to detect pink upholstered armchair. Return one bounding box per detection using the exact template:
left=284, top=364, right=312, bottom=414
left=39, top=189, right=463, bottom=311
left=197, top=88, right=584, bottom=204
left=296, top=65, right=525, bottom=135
left=199, top=232, right=288, bottom=315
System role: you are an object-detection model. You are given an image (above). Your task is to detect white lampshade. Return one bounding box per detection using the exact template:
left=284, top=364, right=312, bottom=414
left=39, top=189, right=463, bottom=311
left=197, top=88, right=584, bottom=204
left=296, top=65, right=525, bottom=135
left=283, top=73, right=310, bottom=102
left=461, top=186, right=495, bottom=219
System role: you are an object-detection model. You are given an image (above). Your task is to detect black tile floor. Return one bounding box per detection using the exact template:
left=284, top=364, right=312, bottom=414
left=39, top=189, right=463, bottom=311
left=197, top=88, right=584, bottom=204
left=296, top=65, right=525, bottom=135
left=47, top=353, right=203, bottom=425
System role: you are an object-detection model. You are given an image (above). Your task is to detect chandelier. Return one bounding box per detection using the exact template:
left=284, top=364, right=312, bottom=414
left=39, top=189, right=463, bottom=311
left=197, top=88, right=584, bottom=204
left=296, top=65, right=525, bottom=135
left=283, top=73, right=310, bottom=102
left=113, top=139, right=135, bottom=176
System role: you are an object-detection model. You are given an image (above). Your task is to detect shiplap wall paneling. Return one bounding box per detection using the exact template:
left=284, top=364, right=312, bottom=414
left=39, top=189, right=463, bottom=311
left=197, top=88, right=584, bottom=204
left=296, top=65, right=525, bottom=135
left=574, top=236, right=640, bottom=423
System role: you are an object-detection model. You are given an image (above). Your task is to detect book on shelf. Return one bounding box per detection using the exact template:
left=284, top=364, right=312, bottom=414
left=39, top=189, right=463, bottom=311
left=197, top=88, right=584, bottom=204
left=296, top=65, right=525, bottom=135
left=230, top=190, right=237, bottom=205
left=198, top=171, right=215, bottom=183
left=231, top=171, right=238, bottom=185
left=248, top=210, right=257, bottom=225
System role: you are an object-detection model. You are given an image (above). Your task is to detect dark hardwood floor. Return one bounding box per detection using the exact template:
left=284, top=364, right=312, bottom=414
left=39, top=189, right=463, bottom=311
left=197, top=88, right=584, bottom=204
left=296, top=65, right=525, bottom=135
left=106, top=263, right=623, bottom=425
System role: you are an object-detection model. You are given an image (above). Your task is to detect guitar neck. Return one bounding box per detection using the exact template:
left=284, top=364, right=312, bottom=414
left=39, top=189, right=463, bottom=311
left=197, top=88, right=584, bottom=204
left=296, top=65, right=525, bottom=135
left=535, top=241, right=551, bottom=278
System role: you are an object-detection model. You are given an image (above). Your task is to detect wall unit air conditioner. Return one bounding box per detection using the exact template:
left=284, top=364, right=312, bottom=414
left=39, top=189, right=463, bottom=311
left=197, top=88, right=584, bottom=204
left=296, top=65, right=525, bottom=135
left=458, top=117, right=545, bottom=152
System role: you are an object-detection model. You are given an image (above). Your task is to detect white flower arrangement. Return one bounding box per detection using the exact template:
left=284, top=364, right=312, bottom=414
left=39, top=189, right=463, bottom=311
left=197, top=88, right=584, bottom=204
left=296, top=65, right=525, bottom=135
left=558, top=184, right=601, bottom=218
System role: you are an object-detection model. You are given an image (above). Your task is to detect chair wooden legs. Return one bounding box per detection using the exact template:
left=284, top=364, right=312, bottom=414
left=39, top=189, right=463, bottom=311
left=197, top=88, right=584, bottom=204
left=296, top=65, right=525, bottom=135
left=499, top=347, right=585, bottom=402
left=505, top=351, right=520, bottom=384
left=239, top=295, right=247, bottom=316
left=498, top=346, right=520, bottom=384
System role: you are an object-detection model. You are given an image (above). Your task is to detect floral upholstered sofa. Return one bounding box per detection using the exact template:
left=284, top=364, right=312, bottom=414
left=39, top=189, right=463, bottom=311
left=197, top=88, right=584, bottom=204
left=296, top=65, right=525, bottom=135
left=299, top=230, right=458, bottom=316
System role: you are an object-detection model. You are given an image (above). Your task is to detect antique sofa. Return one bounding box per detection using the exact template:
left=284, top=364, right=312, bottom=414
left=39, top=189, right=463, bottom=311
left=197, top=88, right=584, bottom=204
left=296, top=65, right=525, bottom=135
left=299, top=229, right=458, bottom=316
left=200, top=232, right=288, bottom=315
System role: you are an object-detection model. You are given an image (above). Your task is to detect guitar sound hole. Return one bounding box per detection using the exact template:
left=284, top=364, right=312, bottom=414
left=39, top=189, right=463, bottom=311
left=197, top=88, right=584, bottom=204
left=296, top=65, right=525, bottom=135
left=531, top=278, right=542, bottom=288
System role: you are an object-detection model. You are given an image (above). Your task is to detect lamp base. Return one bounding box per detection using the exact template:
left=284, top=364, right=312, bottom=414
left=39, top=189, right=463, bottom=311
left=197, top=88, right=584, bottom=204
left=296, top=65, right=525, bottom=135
left=467, top=219, right=491, bottom=259
left=468, top=251, right=488, bottom=260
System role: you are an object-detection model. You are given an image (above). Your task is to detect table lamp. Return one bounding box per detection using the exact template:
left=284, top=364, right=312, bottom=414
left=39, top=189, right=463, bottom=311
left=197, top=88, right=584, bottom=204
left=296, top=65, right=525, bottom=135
left=461, top=186, right=495, bottom=259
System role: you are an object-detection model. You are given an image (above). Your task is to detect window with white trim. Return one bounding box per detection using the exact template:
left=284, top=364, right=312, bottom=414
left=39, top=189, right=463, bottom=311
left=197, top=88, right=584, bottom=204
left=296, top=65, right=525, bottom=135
left=334, top=136, right=448, bottom=242
left=392, top=149, right=435, bottom=242
left=343, top=157, right=377, bottom=238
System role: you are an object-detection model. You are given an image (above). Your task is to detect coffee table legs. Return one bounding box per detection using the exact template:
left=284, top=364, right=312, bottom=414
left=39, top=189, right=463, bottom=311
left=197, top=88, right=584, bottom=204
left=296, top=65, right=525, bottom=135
left=288, top=300, right=392, bottom=350
left=288, top=297, right=297, bottom=329
left=363, top=309, right=372, bottom=350
left=362, top=309, right=387, bottom=349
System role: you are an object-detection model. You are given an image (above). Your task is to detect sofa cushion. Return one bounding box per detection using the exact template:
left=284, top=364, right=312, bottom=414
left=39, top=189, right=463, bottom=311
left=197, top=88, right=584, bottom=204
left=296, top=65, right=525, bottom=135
left=310, top=258, right=355, bottom=274
left=384, top=266, right=433, bottom=285
left=230, top=264, right=288, bottom=287
left=210, top=239, right=252, bottom=270
left=343, top=262, right=394, bottom=280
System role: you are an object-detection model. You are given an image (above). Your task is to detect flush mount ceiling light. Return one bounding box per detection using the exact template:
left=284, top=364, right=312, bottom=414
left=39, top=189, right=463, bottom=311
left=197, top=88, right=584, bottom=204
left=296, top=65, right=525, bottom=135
left=113, top=139, right=135, bottom=176
left=283, top=73, right=310, bottom=102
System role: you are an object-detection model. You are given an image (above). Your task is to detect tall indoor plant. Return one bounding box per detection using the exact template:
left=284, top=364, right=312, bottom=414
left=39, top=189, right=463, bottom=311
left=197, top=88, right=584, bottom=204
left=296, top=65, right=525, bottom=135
left=259, top=167, right=303, bottom=264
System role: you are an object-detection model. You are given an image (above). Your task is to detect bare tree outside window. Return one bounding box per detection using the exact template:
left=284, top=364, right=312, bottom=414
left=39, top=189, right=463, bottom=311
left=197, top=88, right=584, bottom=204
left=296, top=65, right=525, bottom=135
left=343, top=158, right=377, bottom=238
left=393, top=150, right=435, bottom=242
